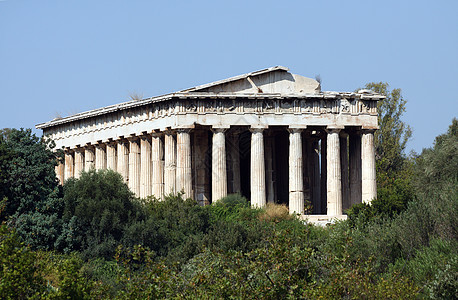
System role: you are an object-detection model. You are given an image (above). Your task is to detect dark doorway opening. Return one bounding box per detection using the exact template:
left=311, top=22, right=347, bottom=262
left=274, top=130, right=289, bottom=205
left=239, top=130, right=251, bottom=200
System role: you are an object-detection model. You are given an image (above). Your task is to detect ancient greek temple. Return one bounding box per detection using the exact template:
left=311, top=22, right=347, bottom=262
left=36, top=66, right=382, bottom=219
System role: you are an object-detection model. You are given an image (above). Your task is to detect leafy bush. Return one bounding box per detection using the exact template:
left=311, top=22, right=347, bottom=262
left=0, top=225, right=46, bottom=299
left=58, top=169, right=139, bottom=259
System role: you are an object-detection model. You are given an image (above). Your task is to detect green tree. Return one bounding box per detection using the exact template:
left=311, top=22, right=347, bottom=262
left=0, top=225, right=46, bottom=298
left=364, top=82, right=412, bottom=175
left=58, top=169, right=138, bottom=259
left=0, top=128, right=61, bottom=223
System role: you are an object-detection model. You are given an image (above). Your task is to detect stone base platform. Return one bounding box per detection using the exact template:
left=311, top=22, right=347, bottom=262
left=300, top=214, right=348, bottom=226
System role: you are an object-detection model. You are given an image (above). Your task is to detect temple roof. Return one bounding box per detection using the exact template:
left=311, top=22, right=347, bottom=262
left=36, top=67, right=384, bottom=129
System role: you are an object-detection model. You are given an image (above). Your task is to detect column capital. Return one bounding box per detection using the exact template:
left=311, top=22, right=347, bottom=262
left=84, top=143, right=94, bottom=150
left=64, top=147, right=74, bottom=154
left=95, top=141, right=106, bottom=149
left=249, top=127, right=265, bottom=133
left=150, top=130, right=163, bottom=138
left=211, top=127, right=227, bottom=134
left=127, top=134, right=139, bottom=142
left=288, top=128, right=303, bottom=134
left=362, top=128, right=376, bottom=134
left=175, top=127, right=193, bottom=134
left=325, top=127, right=342, bottom=134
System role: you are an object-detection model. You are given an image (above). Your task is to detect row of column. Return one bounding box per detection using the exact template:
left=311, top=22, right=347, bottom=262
left=56, top=129, right=194, bottom=200
left=56, top=127, right=376, bottom=216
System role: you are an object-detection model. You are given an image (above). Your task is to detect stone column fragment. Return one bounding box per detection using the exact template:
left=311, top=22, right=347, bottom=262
left=176, top=129, right=192, bottom=199
left=64, top=151, right=74, bottom=181
left=95, top=143, right=106, bottom=170
left=152, top=133, right=164, bottom=199
left=84, top=146, right=95, bottom=172
left=326, top=129, right=342, bottom=216
left=250, top=128, right=266, bottom=208
left=55, top=160, right=64, bottom=185
left=140, top=135, right=152, bottom=198
left=117, top=139, right=129, bottom=183
left=212, top=128, right=227, bottom=202
left=362, top=130, right=377, bottom=203
left=106, top=142, right=117, bottom=171
left=74, top=148, right=84, bottom=179
left=289, top=129, right=304, bottom=214
left=164, top=131, right=176, bottom=195
left=128, top=137, right=141, bottom=196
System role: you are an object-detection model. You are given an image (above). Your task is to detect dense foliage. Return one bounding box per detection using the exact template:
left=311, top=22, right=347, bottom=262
left=0, top=117, right=456, bottom=298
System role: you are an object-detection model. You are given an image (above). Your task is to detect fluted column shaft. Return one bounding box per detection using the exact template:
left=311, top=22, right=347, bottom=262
left=164, top=131, right=176, bottom=195
left=176, top=129, right=192, bottom=199
left=64, top=151, right=74, bottom=181
left=362, top=130, right=377, bottom=203
left=140, top=135, right=152, bottom=198
left=106, top=142, right=117, bottom=171
left=152, top=133, right=164, bottom=199
left=74, top=148, right=84, bottom=179
left=95, top=144, right=106, bottom=170
left=56, top=160, right=64, bottom=185
left=84, top=146, right=95, bottom=171
left=250, top=128, right=266, bottom=208
left=117, top=140, right=129, bottom=183
left=327, top=129, right=342, bottom=216
left=128, top=138, right=141, bottom=196
left=212, top=128, right=227, bottom=202
left=289, top=128, right=304, bottom=214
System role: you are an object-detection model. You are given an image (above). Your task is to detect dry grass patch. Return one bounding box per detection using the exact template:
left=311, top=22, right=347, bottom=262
left=258, top=203, right=292, bottom=223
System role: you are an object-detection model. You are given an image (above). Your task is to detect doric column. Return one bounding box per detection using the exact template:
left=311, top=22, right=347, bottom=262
left=250, top=128, right=266, bottom=208
left=349, top=131, right=362, bottom=206
left=95, top=143, right=107, bottom=170
left=84, top=145, right=95, bottom=171
left=128, top=137, right=141, bottom=196
left=55, top=160, right=64, bottom=185
left=176, top=129, right=192, bottom=199
left=265, top=133, right=275, bottom=203
left=74, top=147, right=84, bottom=179
left=326, top=128, right=342, bottom=216
left=106, top=141, right=117, bottom=171
left=117, top=139, right=129, bottom=183
left=140, top=135, right=152, bottom=198
left=164, top=130, right=176, bottom=195
left=308, top=138, right=321, bottom=214
left=64, top=150, right=74, bottom=181
left=340, top=133, right=350, bottom=211
left=289, top=128, right=304, bottom=214
left=152, top=132, right=164, bottom=199
left=362, top=129, right=377, bottom=203
left=212, top=128, right=227, bottom=202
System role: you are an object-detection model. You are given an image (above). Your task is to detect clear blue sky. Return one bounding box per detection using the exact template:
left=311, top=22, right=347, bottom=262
left=1, top=0, right=457, bottom=153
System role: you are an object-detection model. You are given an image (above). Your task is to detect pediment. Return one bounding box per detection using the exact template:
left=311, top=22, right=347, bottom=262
left=180, top=66, right=321, bottom=95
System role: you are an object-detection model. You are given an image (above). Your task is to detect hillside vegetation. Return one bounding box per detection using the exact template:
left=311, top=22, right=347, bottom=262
left=0, top=93, right=456, bottom=298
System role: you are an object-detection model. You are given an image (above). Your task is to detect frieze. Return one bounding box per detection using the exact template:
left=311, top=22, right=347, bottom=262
left=45, top=97, right=377, bottom=142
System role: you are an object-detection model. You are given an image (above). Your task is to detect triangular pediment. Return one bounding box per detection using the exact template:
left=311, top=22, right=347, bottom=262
left=180, top=66, right=321, bottom=95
